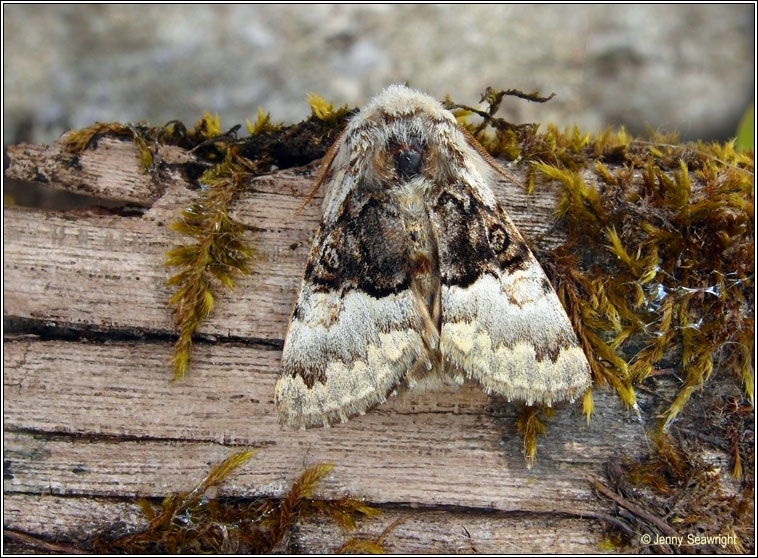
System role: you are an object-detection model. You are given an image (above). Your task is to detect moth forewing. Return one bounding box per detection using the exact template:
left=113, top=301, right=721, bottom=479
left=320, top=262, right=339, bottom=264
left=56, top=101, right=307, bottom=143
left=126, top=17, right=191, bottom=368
left=429, top=140, right=591, bottom=407
left=276, top=84, right=591, bottom=429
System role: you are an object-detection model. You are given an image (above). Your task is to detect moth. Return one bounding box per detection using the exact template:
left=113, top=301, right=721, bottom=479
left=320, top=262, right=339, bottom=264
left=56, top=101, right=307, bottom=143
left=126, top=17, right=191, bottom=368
left=276, top=85, right=591, bottom=429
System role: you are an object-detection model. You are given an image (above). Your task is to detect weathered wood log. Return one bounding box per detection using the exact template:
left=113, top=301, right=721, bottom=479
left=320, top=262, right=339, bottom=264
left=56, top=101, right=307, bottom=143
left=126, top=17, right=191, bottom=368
left=3, top=493, right=605, bottom=553
left=2, top=135, right=727, bottom=552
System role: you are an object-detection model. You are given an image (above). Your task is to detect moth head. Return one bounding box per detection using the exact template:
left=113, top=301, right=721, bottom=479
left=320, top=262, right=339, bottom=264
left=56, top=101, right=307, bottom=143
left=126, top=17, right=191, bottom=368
left=318, top=84, right=505, bottom=213
left=340, top=85, right=467, bottom=185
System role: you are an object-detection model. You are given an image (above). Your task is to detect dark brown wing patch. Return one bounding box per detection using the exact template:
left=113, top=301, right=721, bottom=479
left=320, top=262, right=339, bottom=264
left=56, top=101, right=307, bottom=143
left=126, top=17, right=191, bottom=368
left=306, top=191, right=412, bottom=298
left=431, top=182, right=528, bottom=288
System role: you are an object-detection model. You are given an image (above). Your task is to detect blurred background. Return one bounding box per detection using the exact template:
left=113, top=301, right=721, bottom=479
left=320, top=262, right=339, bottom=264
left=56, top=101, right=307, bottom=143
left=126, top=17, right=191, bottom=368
left=3, top=4, right=755, bottom=147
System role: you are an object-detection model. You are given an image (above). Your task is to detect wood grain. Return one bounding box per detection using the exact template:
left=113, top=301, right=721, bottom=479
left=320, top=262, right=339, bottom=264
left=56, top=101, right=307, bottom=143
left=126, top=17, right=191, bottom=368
left=3, top=494, right=603, bottom=553
left=5, top=138, right=194, bottom=205
left=4, top=337, right=651, bottom=509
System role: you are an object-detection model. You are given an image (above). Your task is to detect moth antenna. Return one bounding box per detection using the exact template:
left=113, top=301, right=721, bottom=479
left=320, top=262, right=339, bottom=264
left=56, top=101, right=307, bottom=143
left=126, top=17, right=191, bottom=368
left=459, top=126, right=527, bottom=191
left=294, top=128, right=346, bottom=217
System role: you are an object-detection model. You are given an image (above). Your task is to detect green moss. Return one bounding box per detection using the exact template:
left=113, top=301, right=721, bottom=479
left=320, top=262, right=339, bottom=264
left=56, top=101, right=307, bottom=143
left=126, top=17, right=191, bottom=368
left=306, top=92, right=350, bottom=128
left=165, top=138, right=256, bottom=379
left=516, top=405, right=550, bottom=467
left=162, top=96, right=350, bottom=380
left=63, top=122, right=155, bottom=171
left=95, top=452, right=388, bottom=554
left=336, top=518, right=404, bottom=554
left=247, top=107, right=281, bottom=135
left=735, top=103, right=754, bottom=152
left=526, top=126, right=753, bottom=431
left=444, top=87, right=549, bottom=164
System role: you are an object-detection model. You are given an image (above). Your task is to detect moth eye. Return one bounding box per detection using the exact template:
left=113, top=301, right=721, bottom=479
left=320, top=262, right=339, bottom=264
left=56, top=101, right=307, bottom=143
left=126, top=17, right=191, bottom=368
left=394, top=149, right=423, bottom=178
left=487, top=224, right=509, bottom=253
left=389, top=136, right=425, bottom=179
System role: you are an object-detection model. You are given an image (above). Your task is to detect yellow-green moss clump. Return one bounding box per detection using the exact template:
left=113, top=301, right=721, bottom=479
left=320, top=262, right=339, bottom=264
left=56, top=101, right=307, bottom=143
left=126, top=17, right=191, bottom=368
left=455, top=88, right=753, bottom=551
left=539, top=132, right=752, bottom=431
left=63, top=99, right=351, bottom=380
left=63, top=121, right=155, bottom=170
left=458, top=89, right=753, bottom=430
left=94, top=451, right=391, bottom=554
left=163, top=99, right=349, bottom=379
